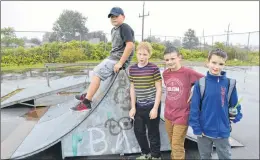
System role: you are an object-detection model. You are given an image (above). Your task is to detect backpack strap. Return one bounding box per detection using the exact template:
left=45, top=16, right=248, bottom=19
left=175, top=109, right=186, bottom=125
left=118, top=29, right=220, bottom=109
left=198, top=77, right=206, bottom=111
left=119, top=23, right=124, bottom=41
left=227, top=78, right=236, bottom=106
left=227, top=78, right=236, bottom=132
left=111, top=23, right=124, bottom=40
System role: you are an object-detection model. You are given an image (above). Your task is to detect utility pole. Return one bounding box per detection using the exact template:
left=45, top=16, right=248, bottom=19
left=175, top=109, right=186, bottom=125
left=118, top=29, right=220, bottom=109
left=203, top=29, right=205, bottom=46
left=139, top=1, right=149, bottom=41
left=225, top=23, right=232, bottom=46
left=202, top=29, right=205, bottom=51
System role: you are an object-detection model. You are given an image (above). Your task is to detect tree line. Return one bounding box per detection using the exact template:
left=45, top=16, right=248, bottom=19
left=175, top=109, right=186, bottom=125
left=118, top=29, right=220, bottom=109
left=2, top=40, right=258, bottom=67
left=1, top=9, right=201, bottom=49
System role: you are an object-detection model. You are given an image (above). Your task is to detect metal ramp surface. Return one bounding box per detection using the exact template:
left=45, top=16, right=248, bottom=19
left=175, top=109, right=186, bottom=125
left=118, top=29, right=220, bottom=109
left=1, top=76, right=89, bottom=108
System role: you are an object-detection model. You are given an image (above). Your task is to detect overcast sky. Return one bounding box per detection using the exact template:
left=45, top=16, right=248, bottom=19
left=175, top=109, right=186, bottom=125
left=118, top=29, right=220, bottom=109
left=1, top=1, right=259, bottom=45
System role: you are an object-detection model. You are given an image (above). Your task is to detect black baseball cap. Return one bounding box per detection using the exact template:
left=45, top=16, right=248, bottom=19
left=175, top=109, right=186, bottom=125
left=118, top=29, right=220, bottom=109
left=108, top=7, right=124, bottom=18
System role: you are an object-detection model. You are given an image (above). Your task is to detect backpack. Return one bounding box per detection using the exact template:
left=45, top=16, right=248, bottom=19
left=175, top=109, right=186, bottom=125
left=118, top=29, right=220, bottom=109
left=195, top=77, right=236, bottom=132
left=198, top=77, right=236, bottom=111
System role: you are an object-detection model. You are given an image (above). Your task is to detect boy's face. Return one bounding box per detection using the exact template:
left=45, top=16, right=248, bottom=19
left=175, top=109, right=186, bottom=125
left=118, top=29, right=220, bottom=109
left=136, top=49, right=150, bottom=66
left=207, top=54, right=226, bottom=76
left=110, top=15, right=125, bottom=27
left=164, top=52, right=181, bottom=71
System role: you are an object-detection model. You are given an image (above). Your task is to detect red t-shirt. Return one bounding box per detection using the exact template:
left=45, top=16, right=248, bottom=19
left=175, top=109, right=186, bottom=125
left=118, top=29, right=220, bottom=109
left=163, top=67, right=204, bottom=125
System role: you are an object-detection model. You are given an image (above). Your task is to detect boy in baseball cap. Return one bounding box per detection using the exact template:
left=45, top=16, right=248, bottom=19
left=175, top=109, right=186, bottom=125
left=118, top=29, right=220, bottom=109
left=72, top=7, right=135, bottom=112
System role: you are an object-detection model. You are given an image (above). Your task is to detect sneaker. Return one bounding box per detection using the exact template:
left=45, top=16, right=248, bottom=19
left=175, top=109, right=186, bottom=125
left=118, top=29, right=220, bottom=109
left=136, top=153, right=151, bottom=160
left=75, top=93, right=87, bottom=101
left=70, top=101, right=91, bottom=111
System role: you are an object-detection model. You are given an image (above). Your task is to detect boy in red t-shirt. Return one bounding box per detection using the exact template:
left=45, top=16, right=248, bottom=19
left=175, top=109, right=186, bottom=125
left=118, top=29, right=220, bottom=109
left=163, top=47, right=204, bottom=159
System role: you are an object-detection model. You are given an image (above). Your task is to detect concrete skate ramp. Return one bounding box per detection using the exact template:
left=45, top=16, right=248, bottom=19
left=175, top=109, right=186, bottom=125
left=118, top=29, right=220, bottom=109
left=60, top=71, right=243, bottom=158
left=9, top=70, right=243, bottom=159
left=1, top=76, right=89, bottom=108
left=10, top=72, right=119, bottom=159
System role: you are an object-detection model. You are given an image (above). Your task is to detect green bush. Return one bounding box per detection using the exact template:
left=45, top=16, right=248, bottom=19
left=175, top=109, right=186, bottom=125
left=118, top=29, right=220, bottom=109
left=1, top=40, right=258, bottom=66
left=150, top=42, right=165, bottom=59
left=213, top=42, right=251, bottom=61
left=57, top=48, right=85, bottom=63
left=179, top=48, right=207, bottom=59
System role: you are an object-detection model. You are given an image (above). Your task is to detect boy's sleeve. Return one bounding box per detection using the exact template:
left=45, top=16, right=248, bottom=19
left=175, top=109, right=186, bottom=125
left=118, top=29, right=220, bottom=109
left=121, top=24, right=134, bottom=42
left=189, top=81, right=203, bottom=135
left=229, top=85, right=243, bottom=123
left=162, top=70, right=166, bottom=86
left=189, top=69, right=204, bottom=85
left=153, top=66, right=162, bottom=82
left=128, top=67, right=134, bottom=83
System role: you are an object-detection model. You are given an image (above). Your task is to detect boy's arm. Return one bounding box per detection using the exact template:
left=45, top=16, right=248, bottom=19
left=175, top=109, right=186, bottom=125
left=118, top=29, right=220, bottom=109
left=230, top=86, right=243, bottom=123
left=130, top=82, right=136, bottom=109
left=153, top=67, right=162, bottom=110
left=189, top=69, right=204, bottom=85
left=129, top=69, right=136, bottom=109
left=189, top=82, right=203, bottom=135
left=187, top=69, right=204, bottom=103
left=118, top=42, right=134, bottom=65
left=116, top=24, right=135, bottom=68
left=153, top=80, right=162, bottom=110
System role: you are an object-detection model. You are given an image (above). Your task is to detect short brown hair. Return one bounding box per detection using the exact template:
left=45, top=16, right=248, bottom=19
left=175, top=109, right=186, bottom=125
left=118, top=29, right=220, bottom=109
left=136, top=42, right=153, bottom=56
left=208, top=48, right=228, bottom=61
left=164, top=46, right=181, bottom=56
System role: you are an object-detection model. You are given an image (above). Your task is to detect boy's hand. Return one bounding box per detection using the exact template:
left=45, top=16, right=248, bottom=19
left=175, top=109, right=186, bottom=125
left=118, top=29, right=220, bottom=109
left=129, top=108, right=136, bottom=119
left=187, top=86, right=194, bottom=103
left=187, top=94, right=192, bottom=103
left=231, top=112, right=243, bottom=123
left=149, top=108, right=158, bottom=119
left=114, top=62, right=123, bottom=73
left=196, top=133, right=205, bottom=137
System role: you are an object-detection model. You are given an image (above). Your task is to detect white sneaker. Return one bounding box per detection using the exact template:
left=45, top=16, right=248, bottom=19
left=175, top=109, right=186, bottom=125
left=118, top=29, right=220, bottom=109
left=136, top=153, right=151, bottom=159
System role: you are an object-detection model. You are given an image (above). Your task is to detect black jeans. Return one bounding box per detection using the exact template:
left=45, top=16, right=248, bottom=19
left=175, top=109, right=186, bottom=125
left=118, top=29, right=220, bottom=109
left=134, top=104, right=161, bottom=158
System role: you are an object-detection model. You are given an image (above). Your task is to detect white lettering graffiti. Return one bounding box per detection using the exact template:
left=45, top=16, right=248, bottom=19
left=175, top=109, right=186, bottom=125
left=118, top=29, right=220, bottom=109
left=87, top=127, right=108, bottom=155
left=113, top=122, right=131, bottom=153
left=71, top=126, right=135, bottom=155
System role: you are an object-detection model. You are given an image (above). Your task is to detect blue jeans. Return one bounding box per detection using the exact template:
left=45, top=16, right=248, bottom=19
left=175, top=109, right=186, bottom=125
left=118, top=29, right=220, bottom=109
left=197, top=136, right=231, bottom=160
